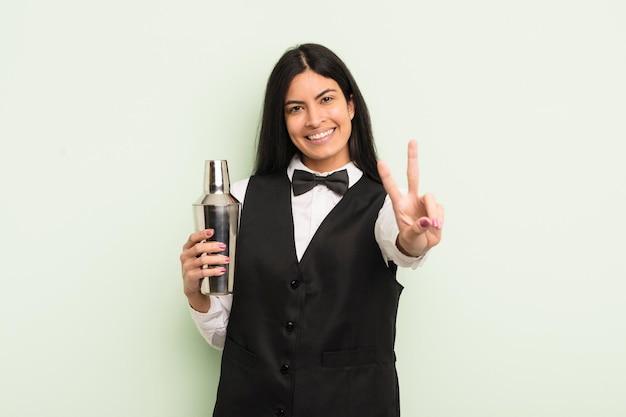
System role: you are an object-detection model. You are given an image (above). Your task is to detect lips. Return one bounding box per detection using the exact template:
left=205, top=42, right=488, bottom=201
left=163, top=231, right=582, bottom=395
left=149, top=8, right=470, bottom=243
left=306, top=128, right=335, bottom=141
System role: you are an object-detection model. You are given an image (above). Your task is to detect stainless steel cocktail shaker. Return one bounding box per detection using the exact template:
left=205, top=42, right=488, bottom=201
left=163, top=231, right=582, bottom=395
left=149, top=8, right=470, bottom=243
left=193, top=160, right=241, bottom=295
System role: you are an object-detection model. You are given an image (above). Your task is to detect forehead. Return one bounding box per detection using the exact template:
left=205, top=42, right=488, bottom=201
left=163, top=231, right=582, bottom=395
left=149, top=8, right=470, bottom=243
left=285, top=70, right=341, bottom=99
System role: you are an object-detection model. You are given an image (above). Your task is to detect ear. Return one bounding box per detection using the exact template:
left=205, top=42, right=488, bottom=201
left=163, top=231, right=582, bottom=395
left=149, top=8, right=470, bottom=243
left=348, top=94, right=355, bottom=120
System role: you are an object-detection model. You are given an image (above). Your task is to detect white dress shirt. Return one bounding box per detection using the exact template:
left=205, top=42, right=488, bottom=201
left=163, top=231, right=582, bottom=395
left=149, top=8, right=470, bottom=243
left=190, top=156, right=425, bottom=349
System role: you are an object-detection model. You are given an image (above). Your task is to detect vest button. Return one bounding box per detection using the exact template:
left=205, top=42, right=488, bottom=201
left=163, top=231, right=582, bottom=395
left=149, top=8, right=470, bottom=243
left=290, top=280, right=300, bottom=289
left=285, top=321, right=295, bottom=333
left=280, top=363, right=290, bottom=375
left=275, top=408, right=285, bottom=417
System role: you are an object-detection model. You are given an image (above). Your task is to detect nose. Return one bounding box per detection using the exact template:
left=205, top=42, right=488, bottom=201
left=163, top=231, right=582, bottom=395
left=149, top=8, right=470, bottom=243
left=305, top=105, right=325, bottom=128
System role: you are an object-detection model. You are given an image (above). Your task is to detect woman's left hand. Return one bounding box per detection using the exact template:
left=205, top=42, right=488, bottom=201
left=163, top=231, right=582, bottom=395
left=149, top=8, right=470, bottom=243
left=377, top=140, right=444, bottom=257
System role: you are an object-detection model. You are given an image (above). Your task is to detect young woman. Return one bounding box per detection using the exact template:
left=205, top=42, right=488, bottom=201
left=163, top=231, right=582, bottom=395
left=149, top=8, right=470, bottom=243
left=180, top=43, right=443, bottom=417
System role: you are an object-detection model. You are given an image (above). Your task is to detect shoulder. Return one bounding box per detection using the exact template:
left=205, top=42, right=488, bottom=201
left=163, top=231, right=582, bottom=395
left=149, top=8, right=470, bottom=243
left=249, top=172, right=290, bottom=186
left=354, top=174, right=386, bottom=196
left=231, top=178, right=249, bottom=202
left=233, top=172, right=291, bottom=203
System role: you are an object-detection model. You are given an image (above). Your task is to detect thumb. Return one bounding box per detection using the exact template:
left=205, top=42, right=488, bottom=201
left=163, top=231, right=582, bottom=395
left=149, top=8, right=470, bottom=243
left=411, top=216, right=432, bottom=234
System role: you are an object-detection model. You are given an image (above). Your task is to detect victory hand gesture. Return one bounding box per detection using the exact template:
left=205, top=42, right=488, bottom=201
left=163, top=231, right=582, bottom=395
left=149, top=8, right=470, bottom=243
left=377, top=140, right=444, bottom=257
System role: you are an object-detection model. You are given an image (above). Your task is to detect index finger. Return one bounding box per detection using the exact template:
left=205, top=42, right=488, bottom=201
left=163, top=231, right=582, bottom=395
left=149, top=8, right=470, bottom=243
left=182, top=229, right=214, bottom=250
left=377, top=159, right=403, bottom=206
left=407, top=140, right=420, bottom=195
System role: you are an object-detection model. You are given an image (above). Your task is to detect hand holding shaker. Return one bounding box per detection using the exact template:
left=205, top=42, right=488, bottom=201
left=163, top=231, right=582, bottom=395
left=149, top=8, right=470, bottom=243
left=193, top=160, right=241, bottom=295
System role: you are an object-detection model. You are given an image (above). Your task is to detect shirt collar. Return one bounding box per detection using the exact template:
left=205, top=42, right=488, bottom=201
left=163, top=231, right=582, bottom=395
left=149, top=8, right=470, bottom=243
left=287, top=154, right=363, bottom=189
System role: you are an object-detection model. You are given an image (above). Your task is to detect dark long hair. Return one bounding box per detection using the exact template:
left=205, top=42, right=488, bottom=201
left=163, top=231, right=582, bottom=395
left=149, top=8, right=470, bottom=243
left=254, top=43, right=381, bottom=183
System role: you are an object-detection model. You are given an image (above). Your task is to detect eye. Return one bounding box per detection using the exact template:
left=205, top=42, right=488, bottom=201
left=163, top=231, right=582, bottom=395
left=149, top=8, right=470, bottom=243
left=321, top=96, right=333, bottom=104
left=287, top=105, right=303, bottom=114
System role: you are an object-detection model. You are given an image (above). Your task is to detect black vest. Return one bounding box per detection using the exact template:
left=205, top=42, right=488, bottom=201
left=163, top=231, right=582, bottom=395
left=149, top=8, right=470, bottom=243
left=213, top=172, right=403, bottom=417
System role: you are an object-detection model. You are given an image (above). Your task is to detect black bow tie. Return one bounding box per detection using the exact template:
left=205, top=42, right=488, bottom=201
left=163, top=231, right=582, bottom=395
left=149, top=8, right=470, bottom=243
left=292, top=169, right=349, bottom=196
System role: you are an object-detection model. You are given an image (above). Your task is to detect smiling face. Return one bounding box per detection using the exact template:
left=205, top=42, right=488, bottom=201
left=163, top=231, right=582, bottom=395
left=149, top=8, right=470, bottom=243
left=284, top=70, right=355, bottom=173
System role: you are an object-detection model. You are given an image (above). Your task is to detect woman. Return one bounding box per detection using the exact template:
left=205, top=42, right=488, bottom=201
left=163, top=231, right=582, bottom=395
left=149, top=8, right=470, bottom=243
left=180, top=43, right=443, bottom=417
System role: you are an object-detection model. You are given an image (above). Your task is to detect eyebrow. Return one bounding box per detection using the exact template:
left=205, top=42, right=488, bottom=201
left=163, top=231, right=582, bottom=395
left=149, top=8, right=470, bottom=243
left=284, top=88, right=337, bottom=107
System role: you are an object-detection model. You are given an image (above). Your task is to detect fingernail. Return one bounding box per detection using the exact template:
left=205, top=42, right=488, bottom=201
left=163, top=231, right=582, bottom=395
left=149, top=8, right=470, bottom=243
left=218, top=243, right=227, bottom=250
left=419, top=219, right=431, bottom=228
left=219, top=267, right=226, bottom=274
left=432, top=218, right=440, bottom=229
left=205, top=229, right=214, bottom=237
left=224, top=257, right=230, bottom=263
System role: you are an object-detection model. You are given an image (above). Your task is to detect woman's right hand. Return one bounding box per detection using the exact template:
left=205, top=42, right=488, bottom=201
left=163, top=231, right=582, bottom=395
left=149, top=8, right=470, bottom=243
left=179, top=229, right=230, bottom=313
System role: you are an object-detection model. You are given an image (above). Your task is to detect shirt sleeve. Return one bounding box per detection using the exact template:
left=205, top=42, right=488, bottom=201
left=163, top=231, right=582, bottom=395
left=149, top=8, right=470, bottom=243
left=375, top=195, right=427, bottom=269
left=188, top=294, right=233, bottom=350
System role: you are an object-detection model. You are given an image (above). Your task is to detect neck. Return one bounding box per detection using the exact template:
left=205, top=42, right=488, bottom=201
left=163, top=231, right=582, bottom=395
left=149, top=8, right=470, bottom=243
left=300, top=155, right=350, bottom=173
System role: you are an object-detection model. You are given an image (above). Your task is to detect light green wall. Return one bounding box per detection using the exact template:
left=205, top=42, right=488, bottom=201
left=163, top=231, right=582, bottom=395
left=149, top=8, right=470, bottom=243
left=1, top=0, right=625, bottom=416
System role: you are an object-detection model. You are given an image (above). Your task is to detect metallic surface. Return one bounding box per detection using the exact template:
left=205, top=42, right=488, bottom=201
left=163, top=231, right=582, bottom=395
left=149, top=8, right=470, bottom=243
left=192, top=160, right=240, bottom=295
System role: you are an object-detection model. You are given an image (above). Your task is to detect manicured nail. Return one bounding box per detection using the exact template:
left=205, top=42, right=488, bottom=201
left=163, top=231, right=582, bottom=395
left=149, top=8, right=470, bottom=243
left=218, top=243, right=227, bottom=250
left=419, top=218, right=431, bottom=228
left=432, top=218, right=440, bottom=229
left=205, top=229, right=214, bottom=237
left=224, top=257, right=230, bottom=263
left=218, top=267, right=226, bottom=274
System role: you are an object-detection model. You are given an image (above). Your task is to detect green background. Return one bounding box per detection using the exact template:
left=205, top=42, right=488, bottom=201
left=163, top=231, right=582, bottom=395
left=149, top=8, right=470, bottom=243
left=1, top=0, right=625, bottom=415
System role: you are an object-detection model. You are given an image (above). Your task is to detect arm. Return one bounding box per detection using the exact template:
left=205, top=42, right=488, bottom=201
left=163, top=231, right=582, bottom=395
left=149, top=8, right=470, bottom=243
left=179, top=177, right=249, bottom=349
left=180, top=229, right=231, bottom=349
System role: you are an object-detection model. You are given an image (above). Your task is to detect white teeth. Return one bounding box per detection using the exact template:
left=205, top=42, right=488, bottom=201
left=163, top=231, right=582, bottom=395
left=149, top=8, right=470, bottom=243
left=308, top=128, right=334, bottom=140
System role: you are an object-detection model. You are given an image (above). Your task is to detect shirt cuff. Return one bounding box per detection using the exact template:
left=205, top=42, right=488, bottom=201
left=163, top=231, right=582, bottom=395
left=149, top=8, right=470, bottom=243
left=189, top=295, right=224, bottom=320
left=387, top=243, right=428, bottom=269
left=188, top=294, right=232, bottom=350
